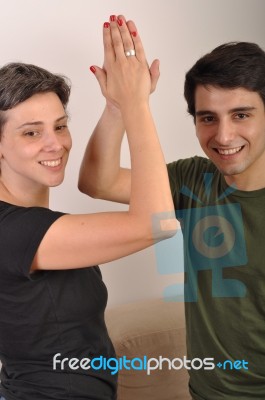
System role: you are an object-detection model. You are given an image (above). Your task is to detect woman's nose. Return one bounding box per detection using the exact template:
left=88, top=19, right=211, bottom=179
left=42, top=131, right=63, bottom=152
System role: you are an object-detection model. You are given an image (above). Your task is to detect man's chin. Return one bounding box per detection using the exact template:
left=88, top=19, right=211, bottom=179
left=210, top=160, right=244, bottom=178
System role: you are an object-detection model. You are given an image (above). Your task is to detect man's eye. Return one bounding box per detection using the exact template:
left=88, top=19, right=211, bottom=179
left=201, top=116, right=215, bottom=123
left=235, top=113, right=248, bottom=119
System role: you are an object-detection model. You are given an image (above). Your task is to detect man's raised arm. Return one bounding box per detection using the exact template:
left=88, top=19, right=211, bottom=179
left=78, top=102, right=131, bottom=204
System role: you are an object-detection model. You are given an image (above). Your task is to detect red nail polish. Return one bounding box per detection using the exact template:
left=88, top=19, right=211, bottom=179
left=90, top=66, right=96, bottom=74
left=104, top=22, right=110, bottom=28
left=117, top=18, right=123, bottom=26
left=110, top=15, right=116, bottom=22
left=131, top=31, right=137, bottom=37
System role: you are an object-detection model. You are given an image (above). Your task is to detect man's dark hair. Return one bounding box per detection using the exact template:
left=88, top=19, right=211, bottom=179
left=0, top=62, right=71, bottom=135
left=184, top=42, right=265, bottom=117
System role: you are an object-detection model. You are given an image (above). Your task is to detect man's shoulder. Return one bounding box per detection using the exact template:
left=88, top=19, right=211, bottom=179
left=166, top=156, right=219, bottom=199
left=167, top=156, right=217, bottom=176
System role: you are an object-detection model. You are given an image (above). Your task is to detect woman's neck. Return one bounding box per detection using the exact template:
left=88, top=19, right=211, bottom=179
left=0, top=179, right=49, bottom=208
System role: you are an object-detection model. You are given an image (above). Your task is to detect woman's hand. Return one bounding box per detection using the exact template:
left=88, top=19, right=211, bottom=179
left=91, top=15, right=160, bottom=110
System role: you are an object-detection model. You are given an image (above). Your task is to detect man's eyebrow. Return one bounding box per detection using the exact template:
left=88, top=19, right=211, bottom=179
left=16, top=115, right=68, bottom=130
left=228, top=106, right=257, bottom=113
left=195, top=106, right=256, bottom=117
left=195, top=110, right=215, bottom=117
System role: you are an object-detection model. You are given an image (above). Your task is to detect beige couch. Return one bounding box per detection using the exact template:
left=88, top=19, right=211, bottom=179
left=106, top=298, right=191, bottom=400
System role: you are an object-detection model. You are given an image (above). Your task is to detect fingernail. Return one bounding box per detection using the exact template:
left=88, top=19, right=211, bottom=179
left=104, top=22, right=110, bottom=28
left=117, top=18, right=123, bottom=26
left=110, top=15, right=116, bottom=22
left=131, top=31, right=137, bottom=37
left=90, top=66, right=96, bottom=74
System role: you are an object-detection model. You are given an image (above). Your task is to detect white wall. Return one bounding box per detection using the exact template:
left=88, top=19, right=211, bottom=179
left=1, top=0, right=265, bottom=306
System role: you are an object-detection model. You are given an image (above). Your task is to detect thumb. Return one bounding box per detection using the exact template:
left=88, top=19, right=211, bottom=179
left=90, top=66, right=107, bottom=96
left=149, top=59, right=160, bottom=94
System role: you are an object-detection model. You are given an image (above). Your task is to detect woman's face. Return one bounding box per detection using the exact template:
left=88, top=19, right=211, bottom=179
left=0, top=92, right=72, bottom=192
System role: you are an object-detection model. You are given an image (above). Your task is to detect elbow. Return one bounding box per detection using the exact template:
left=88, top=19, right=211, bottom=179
left=78, top=177, right=108, bottom=200
left=78, top=178, right=98, bottom=198
left=151, top=212, right=179, bottom=242
left=153, top=225, right=178, bottom=242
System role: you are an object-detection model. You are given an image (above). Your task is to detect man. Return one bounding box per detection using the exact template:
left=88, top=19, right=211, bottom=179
left=79, top=39, right=265, bottom=399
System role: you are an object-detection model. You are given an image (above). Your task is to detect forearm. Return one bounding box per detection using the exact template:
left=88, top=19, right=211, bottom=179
left=123, top=101, right=175, bottom=238
left=78, top=104, right=131, bottom=203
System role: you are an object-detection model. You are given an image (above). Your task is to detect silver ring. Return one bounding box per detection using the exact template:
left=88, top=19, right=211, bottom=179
left=125, top=49, right=136, bottom=57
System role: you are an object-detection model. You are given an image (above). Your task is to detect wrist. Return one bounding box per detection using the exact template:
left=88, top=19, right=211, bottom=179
left=105, top=101, right=122, bottom=119
left=121, top=101, right=150, bottom=118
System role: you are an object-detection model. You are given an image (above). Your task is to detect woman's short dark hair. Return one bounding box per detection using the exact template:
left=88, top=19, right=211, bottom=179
left=0, top=62, right=71, bottom=135
left=184, top=42, right=265, bottom=117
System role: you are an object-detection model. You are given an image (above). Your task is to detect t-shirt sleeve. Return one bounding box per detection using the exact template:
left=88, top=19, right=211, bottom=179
left=0, top=203, right=65, bottom=279
left=167, top=156, right=212, bottom=210
left=167, top=158, right=194, bottom=209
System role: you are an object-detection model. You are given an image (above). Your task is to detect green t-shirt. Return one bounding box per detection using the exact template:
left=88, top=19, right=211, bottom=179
left=167, top=156, right=265, bottom=400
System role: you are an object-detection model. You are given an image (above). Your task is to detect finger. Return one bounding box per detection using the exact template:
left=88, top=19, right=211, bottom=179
left=150, top=59, right=160, bottom=93
left=89, top=66, right=107, bottom=96
left=103, top=22, right=115, bottom=66
left=109, top=15, right=126, bottom=60
left=126, top=20, right=146, bottom=63
left=116, top=15, right=135, bottom=56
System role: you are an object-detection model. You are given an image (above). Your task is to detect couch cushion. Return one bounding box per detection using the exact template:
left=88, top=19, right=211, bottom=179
left=105, top=299, right=191, bottom=400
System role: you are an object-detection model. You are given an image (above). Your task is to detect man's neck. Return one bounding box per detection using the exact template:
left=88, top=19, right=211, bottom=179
left=224, top=173, right=265, bottom=192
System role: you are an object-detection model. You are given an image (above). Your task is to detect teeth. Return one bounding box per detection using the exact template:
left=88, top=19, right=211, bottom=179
left=217, top=146, right=242, bottom=155
left=40, top=158, right=61, bottom=167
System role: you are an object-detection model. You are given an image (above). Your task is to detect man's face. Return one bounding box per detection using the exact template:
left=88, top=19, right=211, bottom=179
left=0, top=92, right=72, bottom=192
left=195, top=85, right=265, bottom=190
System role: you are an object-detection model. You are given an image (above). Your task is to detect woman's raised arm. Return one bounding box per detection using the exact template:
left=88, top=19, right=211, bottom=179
left=32, top=15, right=176, bottom=271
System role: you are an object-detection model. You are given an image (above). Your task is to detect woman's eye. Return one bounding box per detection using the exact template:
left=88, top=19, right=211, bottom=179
left=56, top=125, right=67, bottom=131
left=24, top=131, right=39, bottom=137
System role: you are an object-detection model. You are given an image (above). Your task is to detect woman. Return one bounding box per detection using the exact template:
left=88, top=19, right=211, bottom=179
left=0, top=15, right=175, bottom=400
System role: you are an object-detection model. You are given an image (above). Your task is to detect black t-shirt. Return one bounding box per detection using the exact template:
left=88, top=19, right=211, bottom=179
left=0, top=201, right=117, bottom=399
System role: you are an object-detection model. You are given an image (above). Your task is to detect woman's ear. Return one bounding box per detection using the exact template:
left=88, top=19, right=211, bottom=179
left=0, top=140, right=3, bottom=159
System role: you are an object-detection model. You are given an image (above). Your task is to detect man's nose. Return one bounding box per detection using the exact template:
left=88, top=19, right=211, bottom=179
left=214, top=119, right=236, bottom=145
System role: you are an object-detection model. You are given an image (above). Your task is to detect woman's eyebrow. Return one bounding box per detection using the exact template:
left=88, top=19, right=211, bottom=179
left=16, top=115, right=68, bottom=129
